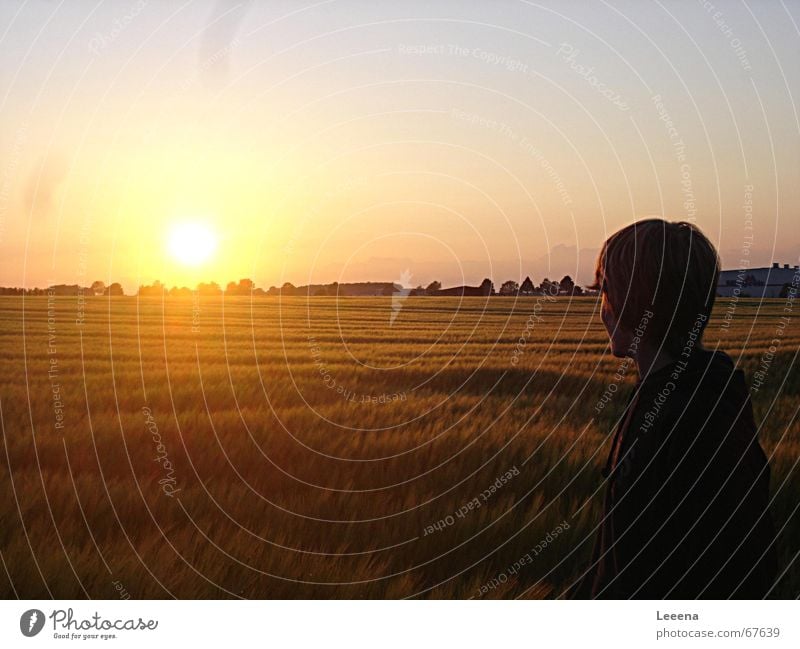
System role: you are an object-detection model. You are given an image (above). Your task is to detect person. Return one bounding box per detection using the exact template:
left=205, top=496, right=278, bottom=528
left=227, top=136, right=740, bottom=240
left=566, top=219, right=778, bottom=599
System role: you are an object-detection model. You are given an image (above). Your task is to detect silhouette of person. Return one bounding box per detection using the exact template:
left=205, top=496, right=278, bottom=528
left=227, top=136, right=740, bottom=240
left=566, top=219, right=778, bottom=599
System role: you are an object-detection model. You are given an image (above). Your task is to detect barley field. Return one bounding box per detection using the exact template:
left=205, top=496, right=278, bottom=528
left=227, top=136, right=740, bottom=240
left=0, top=295, right=797, bottom=599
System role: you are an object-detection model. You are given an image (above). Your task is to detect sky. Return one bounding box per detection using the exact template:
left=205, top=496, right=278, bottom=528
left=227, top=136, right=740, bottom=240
left=0, top=0, right=798, bottom=293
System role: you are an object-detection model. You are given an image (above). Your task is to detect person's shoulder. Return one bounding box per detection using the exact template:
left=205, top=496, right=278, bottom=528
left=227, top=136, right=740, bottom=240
left=661, top=349, right=755, bottom=451
left=632, top=348, right=751, bottom=437
left=671, top=349, right=744, bottom=399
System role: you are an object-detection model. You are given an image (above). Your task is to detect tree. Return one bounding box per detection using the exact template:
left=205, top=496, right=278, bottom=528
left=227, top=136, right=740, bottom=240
left=105, top=282, right=124, bottom=296
left=90, top=280, right=105, bottom=296
left=280, top=282, right=296, bottom=296
left=328, top=281, right=339, bottom=296
left=138, top=280, right=164, bottom=296
left=559, top=275, right=575, bottom=295
left=197, top=281, right=222, bottom=296
left=499, top=280, right=519, bottom=296
left=224, top=279, right=256, bottom=296
left=539, top=278, right=558, bottom=295
left=480, top=278, right=494, bottom=296
left=315, top=285, right=337, bottom=296
left=425, top=280, right=441, bottom=293
left=520, top=276, right=535, bottom=295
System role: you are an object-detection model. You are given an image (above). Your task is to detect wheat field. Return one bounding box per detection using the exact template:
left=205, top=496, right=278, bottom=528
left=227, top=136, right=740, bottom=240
left=0, top=295, right=797, bottom=599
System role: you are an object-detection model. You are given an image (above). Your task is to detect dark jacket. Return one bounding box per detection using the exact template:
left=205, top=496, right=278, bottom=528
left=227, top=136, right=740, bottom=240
left=568, top=348, right=778, bottom=598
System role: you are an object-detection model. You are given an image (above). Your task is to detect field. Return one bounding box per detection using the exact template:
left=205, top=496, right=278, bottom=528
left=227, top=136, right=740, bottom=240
left=0, top=295, right=797, bottom=599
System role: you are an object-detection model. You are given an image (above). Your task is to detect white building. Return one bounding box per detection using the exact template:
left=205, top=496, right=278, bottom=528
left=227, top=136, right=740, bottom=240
left=717, top=262, right=799, bottom=298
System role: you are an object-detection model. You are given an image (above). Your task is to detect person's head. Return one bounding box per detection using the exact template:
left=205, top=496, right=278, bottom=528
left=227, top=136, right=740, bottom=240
left=590, top=219, right=720, bottom=361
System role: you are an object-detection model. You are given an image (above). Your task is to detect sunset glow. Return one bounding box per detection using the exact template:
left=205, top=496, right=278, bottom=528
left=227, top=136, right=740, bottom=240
left=1, top=1, right=796, bottom=295
left=166, top=221, right=218, bottom=267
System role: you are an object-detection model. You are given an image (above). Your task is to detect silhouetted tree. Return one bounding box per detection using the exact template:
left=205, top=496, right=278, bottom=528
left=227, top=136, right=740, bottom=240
left=559, top=275, right=575, bottom=295
left=499, top=280, right=519, bottom=296
left=480, top=278, right=494, bottom=296
left=314, top=284, right=338, bottom=296
left=520, top=276, right=535, bottom=295
left=425, top=280, right=441, bottom=293
left=138, top=280, right=164, bottom=296
left=90, top=280, right=105, bottom=296
left=224, top=279, right=256, bottom=295
left=280, top=282, right=296, bottom=296
left=105, top=282, right=124, bottom=296
left=196, top=281, right=222, bottom=296
left=539, top=278, right=559, bottom=295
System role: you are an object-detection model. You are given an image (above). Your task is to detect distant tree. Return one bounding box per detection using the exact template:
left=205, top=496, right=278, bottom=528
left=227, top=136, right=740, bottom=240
left=313, top=284, right=338, bottom=296
left=499, top=280, right=519, bottom=296
left=105, top=282, right=124, bottom=296
left=559, top=275, right=575, bottom=295
left=519, top=276, right=535, bottom=295
left=168, top=286, right=191, bottom=297
left=539, top=278, right=559, bottom=295
left=138, top=280, right=164, bottom=296
left=197, top=281, right=222, bottom=296
left=280, top=282, right=296, bottom=296
left=225, top=281, right=239, bottom=295
left=425, top=280, right=441, bottom=293
left=480, top=278, right=494, bottom=296
left=266, top=285, right=279, bottom=296
left=90, top=280, right=105, bottom=296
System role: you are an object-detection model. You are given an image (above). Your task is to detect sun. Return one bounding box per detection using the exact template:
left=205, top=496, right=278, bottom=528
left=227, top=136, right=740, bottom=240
left=166, top=221, right=218, bottom=266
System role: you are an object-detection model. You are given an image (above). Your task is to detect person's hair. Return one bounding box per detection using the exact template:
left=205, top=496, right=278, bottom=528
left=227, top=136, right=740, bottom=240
left=590, top=219, right=720, bottom=357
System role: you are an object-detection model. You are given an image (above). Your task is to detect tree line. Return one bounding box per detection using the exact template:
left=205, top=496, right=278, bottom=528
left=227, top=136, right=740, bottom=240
left=0, top=275, right=593, bottom=297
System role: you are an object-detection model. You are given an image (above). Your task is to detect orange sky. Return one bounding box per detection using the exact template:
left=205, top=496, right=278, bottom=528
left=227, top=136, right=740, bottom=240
left=1, top=0, right=798, bottom=293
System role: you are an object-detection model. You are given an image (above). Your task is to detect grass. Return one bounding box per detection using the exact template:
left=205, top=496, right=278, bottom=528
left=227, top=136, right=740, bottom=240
left=0, top=294, right=796, bottom=598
